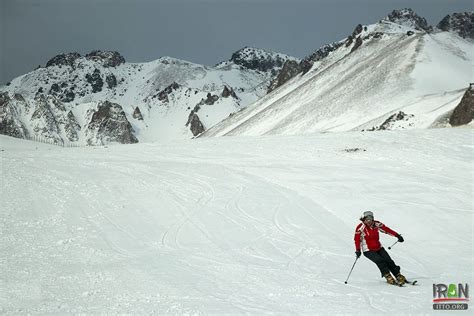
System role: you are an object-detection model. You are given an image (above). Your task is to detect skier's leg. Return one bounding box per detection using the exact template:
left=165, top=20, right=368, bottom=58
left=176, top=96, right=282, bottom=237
left=379, top=247, right=400, bottom=275
left=379, top=247, right=406, bottom=284
left=363, top=251, right=390, bottom=276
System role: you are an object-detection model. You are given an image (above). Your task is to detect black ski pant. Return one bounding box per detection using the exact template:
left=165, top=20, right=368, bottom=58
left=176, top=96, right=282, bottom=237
left=363, top=247, right=400, bottom=277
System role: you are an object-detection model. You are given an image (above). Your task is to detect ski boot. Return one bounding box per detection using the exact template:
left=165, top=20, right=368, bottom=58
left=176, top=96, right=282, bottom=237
left=384, top=273, right=397, bottom=285
left=396, top=273, right=407, bottom=285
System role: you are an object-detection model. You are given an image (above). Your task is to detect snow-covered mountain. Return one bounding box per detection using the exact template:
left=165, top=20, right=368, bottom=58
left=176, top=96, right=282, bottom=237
left=0, top=48, right=297, bottom=145
left=1, top=9, right=472, bottom=145
left=202, top=9, right=474, bottom=137
left=437, top=11, right=474, bottom=39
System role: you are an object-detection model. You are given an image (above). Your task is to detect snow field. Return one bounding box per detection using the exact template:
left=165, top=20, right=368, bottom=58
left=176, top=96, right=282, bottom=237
left=0, top=128, right=472, bottom=313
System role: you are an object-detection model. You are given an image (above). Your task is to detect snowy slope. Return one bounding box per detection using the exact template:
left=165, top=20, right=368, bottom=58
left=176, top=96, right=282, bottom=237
left=1, top=128, right=472, bottom=313
left=202, top=20, right=473, bottom=137
left=0, top=49, right=297, bottom=144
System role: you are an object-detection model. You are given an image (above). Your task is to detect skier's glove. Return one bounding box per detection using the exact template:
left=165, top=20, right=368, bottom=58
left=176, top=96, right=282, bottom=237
left=355, top=250, right=361, bottom=258
left=397, top=234, right=404, bottom=242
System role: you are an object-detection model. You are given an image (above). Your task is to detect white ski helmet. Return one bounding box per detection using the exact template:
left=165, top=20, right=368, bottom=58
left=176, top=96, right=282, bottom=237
left=362, top=211, right=374, bottom=219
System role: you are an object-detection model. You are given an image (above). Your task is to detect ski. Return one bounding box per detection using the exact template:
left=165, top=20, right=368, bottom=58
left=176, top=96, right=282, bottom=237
left=405, top=280, right=418, bottom=286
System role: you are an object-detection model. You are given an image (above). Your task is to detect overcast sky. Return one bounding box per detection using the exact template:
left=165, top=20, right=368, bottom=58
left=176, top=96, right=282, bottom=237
left=1, top=0, right=472, bottom=83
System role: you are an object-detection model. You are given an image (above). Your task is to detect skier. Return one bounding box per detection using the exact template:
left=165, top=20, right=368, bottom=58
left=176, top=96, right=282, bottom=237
left=354, top=211, right=407, bottom=285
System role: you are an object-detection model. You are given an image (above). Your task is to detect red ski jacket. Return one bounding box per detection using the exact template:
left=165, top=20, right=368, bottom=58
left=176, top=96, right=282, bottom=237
left=354, top=220, right=398, bottom=252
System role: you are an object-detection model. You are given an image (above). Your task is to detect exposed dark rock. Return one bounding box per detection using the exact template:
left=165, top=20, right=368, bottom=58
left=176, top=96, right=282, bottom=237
left=14, top=93, right=25, bottom=102
left=186, top=112, right=205, bottom=136
left=0, top=92, right=9, bottom=107
left=49, top=95, right=66, bottom=112
left=344, top=148, right=366, bottom=153
left=222, top=86, right=231, bottom=98
left=268, top=40, right=343, bottom=90
left=449, top=85, right=474, bottom=126
left=268, top=60, right=302, bottom=92
left=133, top=106, right=144, bottom=120
left=346, top=24, right=365, bottom=50
left=299, top=59, right=314, bottom=76
left=156, top=82, right=180, bottom=102
left=371, top=32, right=384, bottom=39
left=50, top=83, right=60, bottom=94
left=345, top=36, right=354, bottom=48
left=85, top=50, right=125, bottom=67
left=49, top=82, right=75, bottom=102
left=0, top=92, right=29, bottom=138
left=185, top=101, right=206, bottom=136
left=62, top=90, right=75, bottom=103
left=350, top=36, right=364, bottom=52
left=85, top=69, right=104, bottom=93
left=204, top=93, right=219, bottom=105
left=305, top=43, right=342, bottom=61
left=64, top=110, right=81, bottom=141
left=384, top=8, right=432, bottom=32
left=229, top=47, right=290, bottom=73
left=106, top=74, right=118, bottom=89
left=46, top=52, right=81, bottom=68
left=437, top=16, right=450, bottom=31
left=367, top=111, right=414, bottom=131
left=86, top=101, right=138, bottom=144
left=300, top=42, right=344, bottom=74
left=0, top=114, right=28, bottom=138
left=222, top=86, right=238, bottom=98
left=353, top=24, right=363, bottom=36
left=406, top=30, right=415, bottom=36
left=31, top=94, right=61, bottom=138
left=437, top=12, right=474, bottom=39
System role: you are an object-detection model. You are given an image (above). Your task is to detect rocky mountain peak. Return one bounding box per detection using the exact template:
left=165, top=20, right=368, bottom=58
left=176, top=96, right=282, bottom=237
left=228, top=47, right=297, bottom=74
left=46, top=52, right=82, bottom=68
left=437, top=12, right=474, bottom=39
left=383, top=8, right=432, bottom=32
left=85, top=50, right=126, bottom=67
left=45, top=50, right=126, bottom=69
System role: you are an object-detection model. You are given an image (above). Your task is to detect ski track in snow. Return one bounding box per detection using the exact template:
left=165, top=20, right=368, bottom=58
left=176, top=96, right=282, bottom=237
left=0, top=128, right=472, bottom=314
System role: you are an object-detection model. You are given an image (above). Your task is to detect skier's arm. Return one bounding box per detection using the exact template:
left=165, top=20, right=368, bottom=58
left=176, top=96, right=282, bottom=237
left=354, top=225, right=362, bottom=251
left=376, top=222, right=399, bottom=237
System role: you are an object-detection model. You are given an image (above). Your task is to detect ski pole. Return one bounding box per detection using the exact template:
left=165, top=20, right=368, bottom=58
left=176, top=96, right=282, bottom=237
left=388, top=240, right=398, bottom=250
left=344, top=257, right=359, bottom=284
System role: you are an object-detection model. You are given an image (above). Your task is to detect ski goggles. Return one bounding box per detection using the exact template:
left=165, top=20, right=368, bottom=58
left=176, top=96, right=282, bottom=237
left=364, top=215, right=374, bottom=221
